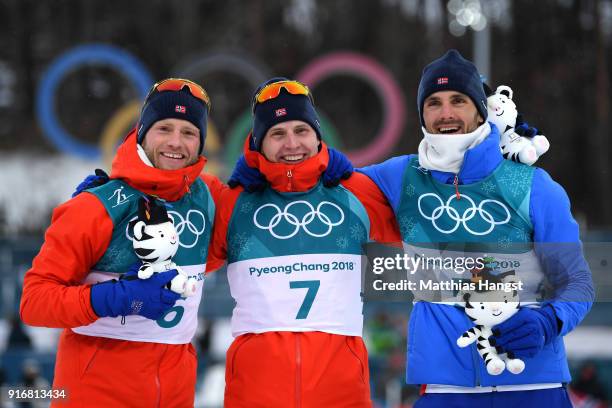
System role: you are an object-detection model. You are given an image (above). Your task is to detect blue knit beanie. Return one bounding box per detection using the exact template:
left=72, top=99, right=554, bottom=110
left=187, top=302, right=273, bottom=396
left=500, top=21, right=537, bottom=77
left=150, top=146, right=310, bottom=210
left=251, top=77, right=322, bottom=151
left=417, top=49, right=487, bottom=126
left=137, top=87, right=208, bottom=154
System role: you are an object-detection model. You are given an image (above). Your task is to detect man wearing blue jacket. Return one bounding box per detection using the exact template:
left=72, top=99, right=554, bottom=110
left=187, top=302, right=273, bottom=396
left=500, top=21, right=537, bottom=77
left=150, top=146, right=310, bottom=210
left=359, top=49, right=594, bottom=407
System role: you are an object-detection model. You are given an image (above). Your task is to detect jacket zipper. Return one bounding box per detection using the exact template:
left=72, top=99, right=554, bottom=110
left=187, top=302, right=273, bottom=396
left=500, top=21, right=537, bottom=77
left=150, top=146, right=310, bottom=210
left=287, top=169, right=293, bottom=191
left=470, top=323, right=481, bottom=387
left=472, top=343, right=481, bottom=386
left=295, top=333, right=302, bottom=408
left=155, top=345, right=166, bottom=407
left=183, top=174, right=192, bottom=195
left=453, top=174, right=461, bottom=200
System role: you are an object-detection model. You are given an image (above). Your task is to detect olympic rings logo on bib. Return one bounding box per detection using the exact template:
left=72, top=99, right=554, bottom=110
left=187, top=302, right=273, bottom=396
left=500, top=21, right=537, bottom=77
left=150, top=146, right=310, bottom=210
left=417, top=193, right=511, bottom=236
left=167, top=210, right=206, bottom=248
left=125, top=209, right=206, bottom=248
left=253, top=201, right=345, bottom=240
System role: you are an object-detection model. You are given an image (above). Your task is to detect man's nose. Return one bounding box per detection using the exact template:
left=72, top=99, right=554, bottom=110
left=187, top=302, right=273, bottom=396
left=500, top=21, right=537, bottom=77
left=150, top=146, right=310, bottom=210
left=166, top=129, right=182, bottom=146
left=439, top=102, right=455, bottom=120
left=284, top=133, right=299, bottom=149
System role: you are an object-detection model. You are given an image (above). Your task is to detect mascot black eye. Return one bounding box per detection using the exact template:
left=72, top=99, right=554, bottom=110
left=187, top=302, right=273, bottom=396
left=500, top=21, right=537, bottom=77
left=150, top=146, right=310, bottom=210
left=481, top=305, right=485, bottom=310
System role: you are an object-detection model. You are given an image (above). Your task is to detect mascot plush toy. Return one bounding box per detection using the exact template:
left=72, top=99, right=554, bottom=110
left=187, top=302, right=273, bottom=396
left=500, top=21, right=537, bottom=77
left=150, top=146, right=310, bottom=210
left=486, top=84, right=550, bottom=166
left=457, top=269, right=525, bottom=375
left=131, top=196, right=197, bottom=297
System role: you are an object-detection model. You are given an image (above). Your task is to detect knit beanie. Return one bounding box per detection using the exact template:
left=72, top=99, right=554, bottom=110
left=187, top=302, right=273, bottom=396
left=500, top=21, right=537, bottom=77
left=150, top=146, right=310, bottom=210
left=417, top=49, right=488, bottom=126
left=251, top=77, right=322, bottom=151
left=137, top=87, right=208, bottom=154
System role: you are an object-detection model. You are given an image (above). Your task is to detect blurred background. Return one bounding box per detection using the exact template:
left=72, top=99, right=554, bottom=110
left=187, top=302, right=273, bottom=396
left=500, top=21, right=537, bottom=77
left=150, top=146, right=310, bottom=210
left=0, top=0, right=611, bottom=406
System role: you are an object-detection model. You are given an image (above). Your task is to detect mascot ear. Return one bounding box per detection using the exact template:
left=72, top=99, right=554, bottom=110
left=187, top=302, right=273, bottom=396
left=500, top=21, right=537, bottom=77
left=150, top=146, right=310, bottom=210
left=496, top=85, right=513, bottom=100
left=482, top=82, right=494, bottom=97
left=133, top=221, right=146, bottom=241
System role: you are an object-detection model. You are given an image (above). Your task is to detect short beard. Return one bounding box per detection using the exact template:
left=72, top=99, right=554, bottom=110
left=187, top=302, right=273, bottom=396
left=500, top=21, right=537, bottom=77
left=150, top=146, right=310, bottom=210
left=465, top=113, right=484, bottom=133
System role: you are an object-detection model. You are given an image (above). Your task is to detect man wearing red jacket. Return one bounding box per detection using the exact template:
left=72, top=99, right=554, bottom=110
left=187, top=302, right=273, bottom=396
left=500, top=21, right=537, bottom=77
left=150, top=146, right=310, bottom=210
left=208, top=78, right=400, bottom=407
left=20, top=78, right=225, bottom=407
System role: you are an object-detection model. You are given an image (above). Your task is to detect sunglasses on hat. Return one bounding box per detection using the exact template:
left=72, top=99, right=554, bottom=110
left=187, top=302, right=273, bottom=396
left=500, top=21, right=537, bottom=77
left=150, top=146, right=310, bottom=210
left=145, top=78, right=211, bottom=110
left=252, top=80, right=314, bottom=112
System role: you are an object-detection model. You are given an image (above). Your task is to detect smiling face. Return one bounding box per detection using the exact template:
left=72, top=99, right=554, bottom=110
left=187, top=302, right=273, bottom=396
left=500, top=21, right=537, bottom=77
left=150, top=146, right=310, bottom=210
left=486, top=91, right=518, bottom=133
left=133, top=220, right=179, bottom=263
left=260, top=120, right=320, bottom=164
left=463, top=289, right=519, bottom=327
left=423, top=90, right=483, bottom=135
left=141, top=118, right=201, bottom=170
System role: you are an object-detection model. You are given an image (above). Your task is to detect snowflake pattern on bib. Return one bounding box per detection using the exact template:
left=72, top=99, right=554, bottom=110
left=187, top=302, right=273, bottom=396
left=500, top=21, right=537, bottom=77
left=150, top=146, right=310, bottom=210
left=480, top=181, right=496, bottom=194
left=229, top=232, right=253, bottom=258
left=350, top=223, right=366, bottom=242
left=336, top=236, right=349, bottom=249
left=399, top=215, right=418, bottom=240
left=496, top=165, right=531, bottom=198
left=405, top=184, right=416, bottom=197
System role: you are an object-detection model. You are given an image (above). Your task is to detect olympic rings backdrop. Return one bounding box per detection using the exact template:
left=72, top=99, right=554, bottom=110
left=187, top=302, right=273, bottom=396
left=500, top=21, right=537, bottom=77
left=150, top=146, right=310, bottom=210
left=36, top=44, right=407, bottom=172
left=36, top=44, right=153, bottom=160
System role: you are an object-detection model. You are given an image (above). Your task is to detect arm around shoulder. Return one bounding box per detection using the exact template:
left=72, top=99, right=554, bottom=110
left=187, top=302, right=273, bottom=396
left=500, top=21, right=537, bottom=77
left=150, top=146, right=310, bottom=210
left=357, top=155, right=414, bottom=213
left=342, top=173, right=401, bottom=244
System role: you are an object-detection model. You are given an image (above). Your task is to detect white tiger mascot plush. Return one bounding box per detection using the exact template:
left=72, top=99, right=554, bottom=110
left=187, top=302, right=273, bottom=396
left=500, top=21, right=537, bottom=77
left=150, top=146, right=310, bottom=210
left=457, top=271, right=525, bottom=375
left=486, top=85, right=550, bottom=166
left=131, top=196, right=197, bottom=297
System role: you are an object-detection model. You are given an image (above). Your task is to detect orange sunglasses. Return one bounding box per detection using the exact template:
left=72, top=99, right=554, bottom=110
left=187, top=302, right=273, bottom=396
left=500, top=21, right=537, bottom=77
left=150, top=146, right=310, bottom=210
left=252, top=80, right=313, bottom=111
left=146, top=78, right=211, bottom=110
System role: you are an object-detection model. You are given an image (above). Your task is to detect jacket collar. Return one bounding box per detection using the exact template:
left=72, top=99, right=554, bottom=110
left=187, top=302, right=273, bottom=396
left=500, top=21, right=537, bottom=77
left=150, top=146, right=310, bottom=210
left=243, top=133, right=329, bottom=192
left=109, top=129, right=206, bottom=201
left=428, top=122, right=503, bottom=185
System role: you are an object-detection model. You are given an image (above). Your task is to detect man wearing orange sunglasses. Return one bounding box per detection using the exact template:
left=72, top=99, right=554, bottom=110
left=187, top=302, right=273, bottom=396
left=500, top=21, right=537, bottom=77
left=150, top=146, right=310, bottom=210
left=20, top=78, right=225, bottom=407
left=23, top=75, right=358, bottom=407
left=208, top=77, right=401, bottom=407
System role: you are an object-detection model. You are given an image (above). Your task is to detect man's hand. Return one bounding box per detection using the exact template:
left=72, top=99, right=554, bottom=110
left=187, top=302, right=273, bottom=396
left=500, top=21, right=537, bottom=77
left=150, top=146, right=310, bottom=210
left=90, top=263, right=181, bottom=320
left=489, top=305, right=559, bottom=359
left=72, top=169, right=110, bottom=197
left=323, top=148, right=354, bottom=187
left=514, top=114, right=540, bottom=138
left=227, top=155, right=268, bottom=192
left=227, top=148, right=354, bottom=192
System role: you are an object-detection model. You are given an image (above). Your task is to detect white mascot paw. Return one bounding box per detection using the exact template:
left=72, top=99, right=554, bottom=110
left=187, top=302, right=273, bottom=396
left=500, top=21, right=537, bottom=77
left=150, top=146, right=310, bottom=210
left=457, top=335, right=472, bottom=348
left=506, top=358, right=525, bottom=374
left=183, top=277, right=198, bottom=297
left=531, top=134, right=550, bottom=156
left=169, top=274, right=187, bottom=295
left=486, top=357, right=506, bottom=376
left=138, top=264, right=154, bottom=279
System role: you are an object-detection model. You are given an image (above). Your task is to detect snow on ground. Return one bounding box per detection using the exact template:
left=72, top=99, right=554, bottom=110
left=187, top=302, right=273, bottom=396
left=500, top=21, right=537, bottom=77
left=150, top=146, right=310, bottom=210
left=0, top=153, right=104, bottom=232
left=564, top=326, right=612, bottom=359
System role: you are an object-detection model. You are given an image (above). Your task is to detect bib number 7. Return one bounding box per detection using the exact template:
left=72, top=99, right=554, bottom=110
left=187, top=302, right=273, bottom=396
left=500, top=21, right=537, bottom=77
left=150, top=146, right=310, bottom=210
left=289, top=280, right=321, bottom=319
